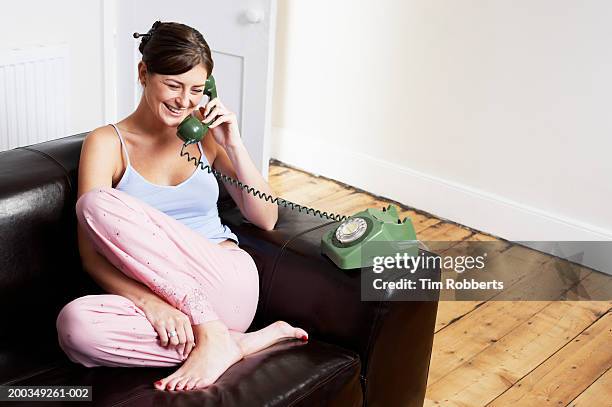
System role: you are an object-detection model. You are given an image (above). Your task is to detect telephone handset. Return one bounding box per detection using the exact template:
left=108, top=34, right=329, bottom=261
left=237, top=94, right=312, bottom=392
left=176, top=75, right=217, bottom=145
left=176, top=75, right=418, bottom=269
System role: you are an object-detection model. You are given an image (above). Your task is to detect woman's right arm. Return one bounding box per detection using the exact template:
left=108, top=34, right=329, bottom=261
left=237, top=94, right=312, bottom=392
left=77, top=128, right=161, bottom=310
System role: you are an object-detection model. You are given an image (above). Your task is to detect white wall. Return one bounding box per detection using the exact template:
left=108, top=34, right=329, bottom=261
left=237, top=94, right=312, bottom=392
left=2, top=1, right=611, bottom=269
left=0, top=0, right=105, bottom=135
left=271, top=0, right=612, bottom=245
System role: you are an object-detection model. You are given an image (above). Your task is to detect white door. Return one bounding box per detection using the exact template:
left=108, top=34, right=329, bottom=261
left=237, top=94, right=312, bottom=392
left=107, top=0, right=277, bottom=177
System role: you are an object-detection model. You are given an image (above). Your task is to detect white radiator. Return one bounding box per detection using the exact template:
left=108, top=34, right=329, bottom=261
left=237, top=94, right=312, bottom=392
left=0, top=45, right=70, bottom=151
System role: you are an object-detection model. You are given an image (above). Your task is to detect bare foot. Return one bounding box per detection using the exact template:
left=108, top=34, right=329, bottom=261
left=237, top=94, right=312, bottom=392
left=230, top=320, right=309, bottom=356
left=155, top=324, right=244, bottom=391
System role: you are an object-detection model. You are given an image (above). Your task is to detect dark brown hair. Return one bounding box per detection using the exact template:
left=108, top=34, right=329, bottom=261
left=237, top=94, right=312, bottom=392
left=136, top=21, right=214, bottom=76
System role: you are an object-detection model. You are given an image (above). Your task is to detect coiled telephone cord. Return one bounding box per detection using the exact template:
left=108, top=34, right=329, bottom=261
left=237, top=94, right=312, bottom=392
left=180, top=143, right=349, bottom=222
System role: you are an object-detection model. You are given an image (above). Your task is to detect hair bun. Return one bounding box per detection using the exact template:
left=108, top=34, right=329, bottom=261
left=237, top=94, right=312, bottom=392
left=135, top=20, right=162, bottom=54
left=137, top=35, right=151, bottom=54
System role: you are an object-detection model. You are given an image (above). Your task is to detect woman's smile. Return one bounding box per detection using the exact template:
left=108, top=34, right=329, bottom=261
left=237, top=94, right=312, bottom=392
left=163, top=102, right=187, bottom=117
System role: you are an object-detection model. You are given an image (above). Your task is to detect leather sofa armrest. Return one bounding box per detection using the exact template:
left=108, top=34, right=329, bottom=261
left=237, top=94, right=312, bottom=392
left=222, top=205, right=440, bottom=407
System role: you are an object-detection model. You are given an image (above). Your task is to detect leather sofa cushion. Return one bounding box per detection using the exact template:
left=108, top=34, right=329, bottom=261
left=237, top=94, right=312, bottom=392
left=7, top=339, right=362, bottom=407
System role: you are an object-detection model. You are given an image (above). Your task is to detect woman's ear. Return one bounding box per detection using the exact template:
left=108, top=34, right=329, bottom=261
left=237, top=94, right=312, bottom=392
left=138, top=61, right=147, bottom=86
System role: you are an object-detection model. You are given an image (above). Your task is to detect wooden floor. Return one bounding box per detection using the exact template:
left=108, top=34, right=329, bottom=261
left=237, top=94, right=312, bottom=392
left=267, top=161, right=612, bottom=407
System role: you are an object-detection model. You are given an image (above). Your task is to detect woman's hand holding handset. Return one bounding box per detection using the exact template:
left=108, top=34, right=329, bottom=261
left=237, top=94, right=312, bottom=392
left=139, top=295, right=195, bottom=359
left=194, top=97, right=242, bottom=149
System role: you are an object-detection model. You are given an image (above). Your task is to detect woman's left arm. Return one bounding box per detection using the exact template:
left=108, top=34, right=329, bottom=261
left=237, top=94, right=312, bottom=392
left=197, top=101, right=278, bottom=231
left=214, top=138, right=278, bottom=230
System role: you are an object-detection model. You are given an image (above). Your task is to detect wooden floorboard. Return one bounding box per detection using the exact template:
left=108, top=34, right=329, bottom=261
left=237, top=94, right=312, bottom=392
left=268, top=161, right=612, bottom=407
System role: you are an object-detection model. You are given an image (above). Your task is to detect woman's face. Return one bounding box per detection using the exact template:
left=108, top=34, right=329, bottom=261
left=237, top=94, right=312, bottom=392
left=140, top=62, right=208, bottom=127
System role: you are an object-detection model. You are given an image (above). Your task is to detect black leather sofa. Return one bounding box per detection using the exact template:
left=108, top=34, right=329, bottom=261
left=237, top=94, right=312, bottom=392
left=0, top=133, right=439, bottom=406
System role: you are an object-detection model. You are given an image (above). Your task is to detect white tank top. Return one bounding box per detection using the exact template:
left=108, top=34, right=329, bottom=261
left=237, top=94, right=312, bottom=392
left=110, top=124, right=238, bottom=245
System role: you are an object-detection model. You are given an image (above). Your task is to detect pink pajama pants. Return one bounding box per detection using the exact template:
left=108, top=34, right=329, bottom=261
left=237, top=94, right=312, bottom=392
left=56, top=186, right=259, bottom=367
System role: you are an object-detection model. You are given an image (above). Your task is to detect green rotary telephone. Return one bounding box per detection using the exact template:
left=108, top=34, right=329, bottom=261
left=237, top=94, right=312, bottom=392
left=321, top=204, right=417, bottom=269
left=176, top=75, right=418, bottom=269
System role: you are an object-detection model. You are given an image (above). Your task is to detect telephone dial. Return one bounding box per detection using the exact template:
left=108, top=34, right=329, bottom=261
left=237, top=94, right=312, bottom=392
left=177, top=76, right=418, bottom=269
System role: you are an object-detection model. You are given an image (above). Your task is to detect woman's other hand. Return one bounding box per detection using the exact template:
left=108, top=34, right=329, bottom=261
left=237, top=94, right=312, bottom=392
left=140, top=296, right=196, bottom=358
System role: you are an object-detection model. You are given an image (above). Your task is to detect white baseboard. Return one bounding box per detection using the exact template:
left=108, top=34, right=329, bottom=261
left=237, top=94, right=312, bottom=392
left=271, top=127, right=612, bottom=242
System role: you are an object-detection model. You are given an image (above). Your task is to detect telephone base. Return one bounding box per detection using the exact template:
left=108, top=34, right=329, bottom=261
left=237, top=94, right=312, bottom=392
left=321, top=204, right=418, bottom=270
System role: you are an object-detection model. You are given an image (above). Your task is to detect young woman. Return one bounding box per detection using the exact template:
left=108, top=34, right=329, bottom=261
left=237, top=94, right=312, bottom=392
left=56, top=21, right=308, bottom=392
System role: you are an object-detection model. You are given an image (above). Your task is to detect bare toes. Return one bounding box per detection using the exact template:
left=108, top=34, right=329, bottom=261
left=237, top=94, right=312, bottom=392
left=156, top=373, right=177, bottom=391
left=166, top=375, right=183, bottom=391
left=175, top=377, right=190, bottom=391
left=185, top=377, right=199, bottom=390
left=276, top=320, right=308, bottom=340
left=295, top=327, right=308, bottom=340
left=164, top=375, right=181, bottom=390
